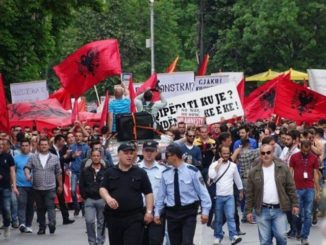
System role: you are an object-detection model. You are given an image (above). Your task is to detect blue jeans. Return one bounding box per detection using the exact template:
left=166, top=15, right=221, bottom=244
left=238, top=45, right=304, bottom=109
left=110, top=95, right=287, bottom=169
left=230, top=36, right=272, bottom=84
left=0, top=188, right=12, bottom=227
left=297, top=188, right=315, bottom=240
left=17, top=187, right=34, bottom=227
left=71, top=173, right=80, bottom=211
left=84, top=198, right=106, bottom=245
left=214, top=195, right=237, bottom=240
left=256, top=207, right=287, bottom=245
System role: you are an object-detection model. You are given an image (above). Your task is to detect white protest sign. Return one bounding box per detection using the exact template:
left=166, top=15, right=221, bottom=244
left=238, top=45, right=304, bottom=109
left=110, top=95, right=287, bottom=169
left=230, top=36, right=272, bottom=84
left=157, top=72, right=195, bottom=98
left=156, top=82, right=244, bottom=130
left=10, top=80, right=49, bottom=104
left=176, top=108, right=205, bottom=125
left=211, top=72, right=244, bottom=86
left=307, top=69, right=326, bottom=96
left=194, top=75, right=230, bottom=91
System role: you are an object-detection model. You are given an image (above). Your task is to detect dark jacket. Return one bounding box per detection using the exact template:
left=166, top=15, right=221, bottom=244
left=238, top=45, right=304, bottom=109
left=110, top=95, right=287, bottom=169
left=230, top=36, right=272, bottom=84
left=79, top=165, right=106, bottom=200
left=245, top=159, right=298, bottom=215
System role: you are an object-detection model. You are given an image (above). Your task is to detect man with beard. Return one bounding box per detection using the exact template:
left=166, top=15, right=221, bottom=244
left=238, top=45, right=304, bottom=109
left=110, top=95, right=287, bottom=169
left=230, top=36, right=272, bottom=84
left=178, top=129, right=202, bottom=169
left=233, top=125, right=257, bottom=151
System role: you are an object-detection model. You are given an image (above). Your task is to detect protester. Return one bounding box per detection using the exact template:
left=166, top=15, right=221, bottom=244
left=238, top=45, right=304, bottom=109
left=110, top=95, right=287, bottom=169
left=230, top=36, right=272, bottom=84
left=178, top=129, right=202, bottom=168
left=246, top=144, right=299, bottom=245
left=0, top=139, right=19, bottom=239
left=24, top=138, right=63, bottom=235
left=79, top=149, right=107, bottom=245
left=290, top=140, right=320, bottom=245
left=135, top=87, right=167, bottom=117
left=49, top=134, right=75, bottom=225
left=154, top=143, right=211, bottom=245
left=100, top=142, right=154, bottom=245
left=208, top=146, right=243, bottom=245
left=14, top=139, right=34, bottom=233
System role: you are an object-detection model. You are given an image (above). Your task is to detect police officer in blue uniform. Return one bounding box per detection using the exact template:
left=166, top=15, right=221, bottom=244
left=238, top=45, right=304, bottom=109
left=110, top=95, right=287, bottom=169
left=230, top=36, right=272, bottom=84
left=138, top=140, right=166, bottom=245
left=154, top=143, right=212, bottom=245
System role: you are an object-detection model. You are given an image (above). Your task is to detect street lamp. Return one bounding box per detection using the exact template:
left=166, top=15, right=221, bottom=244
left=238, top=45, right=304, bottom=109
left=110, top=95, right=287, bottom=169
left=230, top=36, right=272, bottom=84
left=149, top=0, right=155, bottom=74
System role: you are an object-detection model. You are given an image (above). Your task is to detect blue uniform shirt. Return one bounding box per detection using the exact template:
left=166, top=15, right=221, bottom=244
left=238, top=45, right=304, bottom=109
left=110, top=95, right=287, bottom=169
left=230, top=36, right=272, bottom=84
left=138, top=161, right=166, bottom=202
left=155, top=162, right=212, bottom=217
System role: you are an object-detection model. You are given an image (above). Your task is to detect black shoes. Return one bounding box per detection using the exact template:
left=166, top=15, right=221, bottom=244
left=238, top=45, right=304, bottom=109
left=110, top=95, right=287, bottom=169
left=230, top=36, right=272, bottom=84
left=63, top=219, right=75, bottom=225
left=74, top=209, right=80, bottom=217
left=48, top=225, right=56, bottom=234
left=37, top=228, right=46, bottom=235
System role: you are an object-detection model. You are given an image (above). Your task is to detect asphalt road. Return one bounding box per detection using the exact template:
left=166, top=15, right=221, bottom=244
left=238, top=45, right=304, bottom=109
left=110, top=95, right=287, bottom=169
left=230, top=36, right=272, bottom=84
left=0, top=210, right=323, bottom=245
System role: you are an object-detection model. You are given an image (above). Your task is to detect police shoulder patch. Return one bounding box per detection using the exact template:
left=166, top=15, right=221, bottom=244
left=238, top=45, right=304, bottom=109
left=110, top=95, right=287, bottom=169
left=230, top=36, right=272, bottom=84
left=163, top=167, right=172, bottom=173
left=186, top=164, right=198, bottom=172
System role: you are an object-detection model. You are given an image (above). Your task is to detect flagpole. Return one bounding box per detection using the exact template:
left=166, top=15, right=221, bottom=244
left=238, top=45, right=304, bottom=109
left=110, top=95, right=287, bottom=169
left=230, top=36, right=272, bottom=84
left=93, top=85, right=100, bottom=105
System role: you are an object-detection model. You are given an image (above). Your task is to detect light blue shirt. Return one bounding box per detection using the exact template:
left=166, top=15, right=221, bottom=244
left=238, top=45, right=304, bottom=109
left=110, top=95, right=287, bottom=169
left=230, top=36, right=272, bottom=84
left=233, top=137, right=257, bottom=151
left=138, top=161, right=166, bottom=202
left=155, top=162, right=212, bottom=217
left=14, top=153, right=32, bottom=187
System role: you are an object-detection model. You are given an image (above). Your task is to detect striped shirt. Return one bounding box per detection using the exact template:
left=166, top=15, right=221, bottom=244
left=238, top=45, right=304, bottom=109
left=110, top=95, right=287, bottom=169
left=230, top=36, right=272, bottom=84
left=109, top=98, right=131, bottom=132
left=24, top=153, right=62, bottom=190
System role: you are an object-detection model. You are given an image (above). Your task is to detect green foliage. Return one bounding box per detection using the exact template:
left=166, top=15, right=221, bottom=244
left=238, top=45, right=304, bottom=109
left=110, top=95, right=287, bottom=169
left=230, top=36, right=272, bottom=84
left=1, top=0, right=326, bottom=102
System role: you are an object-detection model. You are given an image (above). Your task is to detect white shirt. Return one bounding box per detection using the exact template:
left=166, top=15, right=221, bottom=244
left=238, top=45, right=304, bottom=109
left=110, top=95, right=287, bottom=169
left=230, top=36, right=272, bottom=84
left=280, top=145, right=300, bottom=165
left=262, top=162, right=279, bottom=204
left=39, top=153, right=49, bottom=168
left=208, top=161, right=243, bottom=196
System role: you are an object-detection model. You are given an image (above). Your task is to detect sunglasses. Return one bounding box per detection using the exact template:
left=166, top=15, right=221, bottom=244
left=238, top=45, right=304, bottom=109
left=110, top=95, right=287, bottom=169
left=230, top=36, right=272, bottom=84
left=261, top=151, right=272, bottom=155
left=187, top=135, right=195, bottom=138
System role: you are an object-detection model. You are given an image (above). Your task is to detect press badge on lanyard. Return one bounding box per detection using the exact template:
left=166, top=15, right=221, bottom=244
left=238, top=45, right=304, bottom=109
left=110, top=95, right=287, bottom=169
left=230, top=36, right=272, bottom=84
left=303, top=156, right=308, bottom=179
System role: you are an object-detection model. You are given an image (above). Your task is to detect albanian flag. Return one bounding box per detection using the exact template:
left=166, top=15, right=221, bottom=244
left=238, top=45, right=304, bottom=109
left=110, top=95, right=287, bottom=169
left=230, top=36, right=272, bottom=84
left=244, top=73, right=290, bottom=122
left=274, top=80, right=326, bottom=123
left=53, top=39, right=122, bottom=98
left=136, top=73, right=160, bottom=101
left=8, top=99, right=72, bottom=130
left=0, top=74, right=10, bottom=133
left=49, top=87, right=72, bottom=110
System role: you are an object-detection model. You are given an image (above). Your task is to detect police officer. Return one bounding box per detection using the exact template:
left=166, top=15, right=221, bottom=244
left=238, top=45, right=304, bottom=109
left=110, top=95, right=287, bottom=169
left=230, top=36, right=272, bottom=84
left=138, top=140, right=166, bottom=245
left=154, top=143, right=212, bottom=245
left=99, top=142, right=154, bottom=245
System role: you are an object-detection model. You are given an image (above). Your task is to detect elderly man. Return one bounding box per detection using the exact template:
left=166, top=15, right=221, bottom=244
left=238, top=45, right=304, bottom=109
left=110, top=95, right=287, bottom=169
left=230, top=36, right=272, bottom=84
left=246, top=144, right=299, bottom=245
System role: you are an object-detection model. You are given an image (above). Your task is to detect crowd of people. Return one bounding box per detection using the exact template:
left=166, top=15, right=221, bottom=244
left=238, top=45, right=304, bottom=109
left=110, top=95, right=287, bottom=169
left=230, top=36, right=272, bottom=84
left=0, top=85, right=325, bottom=245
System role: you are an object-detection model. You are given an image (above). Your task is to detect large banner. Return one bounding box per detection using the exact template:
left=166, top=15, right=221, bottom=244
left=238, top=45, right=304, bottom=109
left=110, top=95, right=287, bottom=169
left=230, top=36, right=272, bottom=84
left=210, top=72, right=244, bottom=86
left=157, top=71, right=195, bottom=98
left=307, top=69, right=326, bottom=96
left=10, top=80, right=49, bottom=103
left=157, top=82, right=244, bottom=129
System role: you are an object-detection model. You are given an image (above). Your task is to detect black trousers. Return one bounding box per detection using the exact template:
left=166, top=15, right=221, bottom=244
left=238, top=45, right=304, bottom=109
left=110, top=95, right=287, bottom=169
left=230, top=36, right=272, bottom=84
left=143, top=215, right=166, bottom=245
left=166, top=208, right=197, bottom=245
left=107, top=212, right=144, bottom=245
left=56, top=176, right=69, bottom=222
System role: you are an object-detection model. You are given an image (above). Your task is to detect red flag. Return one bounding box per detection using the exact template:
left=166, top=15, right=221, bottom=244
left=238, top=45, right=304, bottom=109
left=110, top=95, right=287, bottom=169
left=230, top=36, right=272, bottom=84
left=128, top=78, right=137, bottom=113
left=0, top=74, right=10, bottom=133
left=136, top=73, right=160, bottom=101
left=274, top=80, right=326, bottom=123
left=71, top=98, right=79, bottom=124
left=303, top=79, right=308, bottom=88
left=196, top=54, right=209, bottom=76
left=166, top=56, right=179, bottom=73
left=236, top=78, right=245, bottom=105
left=99, top=91, right=109, bottom=127
left=53, top=39, right=122, bottom=98
left=78, top=97, right=87, bottom=112
left=244, top=74, right=290, bottom=122
left=49, top=87, right=72, bottom=110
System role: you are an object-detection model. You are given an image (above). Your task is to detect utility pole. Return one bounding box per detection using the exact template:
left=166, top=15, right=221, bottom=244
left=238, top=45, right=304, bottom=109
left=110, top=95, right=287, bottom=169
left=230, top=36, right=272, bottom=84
left=150, top=0, right=155, bottom=74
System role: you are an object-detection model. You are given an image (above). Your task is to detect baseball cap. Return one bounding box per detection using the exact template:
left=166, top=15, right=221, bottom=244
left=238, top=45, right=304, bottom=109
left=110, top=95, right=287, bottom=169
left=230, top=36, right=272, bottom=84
left=118, top=142, right=136, bottom=152
left=143, top=140, right=158, bottom=151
